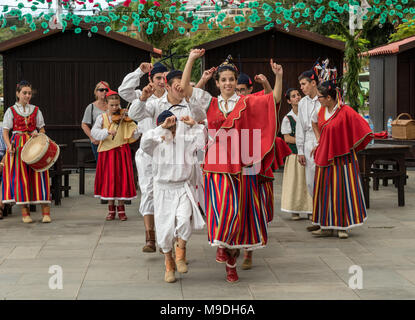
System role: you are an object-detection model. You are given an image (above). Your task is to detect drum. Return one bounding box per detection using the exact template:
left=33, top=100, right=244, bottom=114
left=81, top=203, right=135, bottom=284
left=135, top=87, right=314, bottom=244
left=21, top=133, right=60, bottom=172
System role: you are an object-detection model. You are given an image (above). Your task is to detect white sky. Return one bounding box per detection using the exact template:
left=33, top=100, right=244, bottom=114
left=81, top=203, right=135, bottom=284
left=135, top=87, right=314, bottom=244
left=0, top=0, right=125, bottom=15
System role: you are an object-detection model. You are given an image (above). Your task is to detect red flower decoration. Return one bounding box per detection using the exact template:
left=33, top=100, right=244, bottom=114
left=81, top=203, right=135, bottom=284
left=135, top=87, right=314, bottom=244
left=123, top=0, right=132, bottom=6
left=154, top=1, right=161, bottom=6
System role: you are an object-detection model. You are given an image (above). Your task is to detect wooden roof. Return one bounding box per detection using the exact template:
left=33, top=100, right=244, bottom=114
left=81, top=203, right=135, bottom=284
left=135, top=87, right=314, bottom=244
left=363, top=35, right=415, bottom=57
left=197, top=24, right=345, bottom=51
left=0, top=23, right=161, bottom=55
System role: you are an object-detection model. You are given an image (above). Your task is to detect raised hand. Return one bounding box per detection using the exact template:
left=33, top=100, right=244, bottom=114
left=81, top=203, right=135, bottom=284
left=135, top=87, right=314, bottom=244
left=181, top=115, right=196, bottom=127
left=189, top=48, right=205, bottom=61
left=254, top=74, right=268, bottom=85
left=201, top=67, right=216, bottom=82
left=140, top=83, right=156, bottom=101
left=172, top=82, right=184, bottom=94
left=139, top=62, right=153, bottom=74
left=270, top=59, right=283, bottom=76
left=161, top=115, right=177, bottom=129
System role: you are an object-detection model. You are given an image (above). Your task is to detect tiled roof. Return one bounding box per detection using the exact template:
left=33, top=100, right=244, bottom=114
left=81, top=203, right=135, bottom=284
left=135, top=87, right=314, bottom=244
left=363, top=36, right=415, bottom=56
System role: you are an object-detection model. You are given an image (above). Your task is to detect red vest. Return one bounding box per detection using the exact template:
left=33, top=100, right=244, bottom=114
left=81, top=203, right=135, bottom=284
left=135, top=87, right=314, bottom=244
left=11, top=105, right=39, bottom=132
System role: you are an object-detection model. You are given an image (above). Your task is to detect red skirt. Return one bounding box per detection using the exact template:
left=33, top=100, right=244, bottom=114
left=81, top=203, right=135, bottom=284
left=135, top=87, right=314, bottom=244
left=94, top=144, right=137, bottom=200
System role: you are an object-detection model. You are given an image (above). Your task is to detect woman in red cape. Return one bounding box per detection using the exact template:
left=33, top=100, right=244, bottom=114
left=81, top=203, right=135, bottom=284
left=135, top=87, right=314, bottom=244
left=310, top=81, right=373, bottom=239
left=181, top=49, right=290, bottom=283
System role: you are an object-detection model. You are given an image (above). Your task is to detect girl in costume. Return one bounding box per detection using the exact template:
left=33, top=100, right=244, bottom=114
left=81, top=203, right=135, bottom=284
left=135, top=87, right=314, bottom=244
left=2, top=80, right=52, bottom=223
left=180, top=49, right=285, bottom=283
left=92, top=89, right=140, bottom=221
left=280, top=88, right=313, bottom=220
left=310, top=81, right=373, bottom=239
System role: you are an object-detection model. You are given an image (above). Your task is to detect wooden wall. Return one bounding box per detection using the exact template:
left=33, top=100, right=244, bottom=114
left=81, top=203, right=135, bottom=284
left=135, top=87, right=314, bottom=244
left=201, top=29, right=344, bottom=123
left=2, top=31, right=152, bottom=167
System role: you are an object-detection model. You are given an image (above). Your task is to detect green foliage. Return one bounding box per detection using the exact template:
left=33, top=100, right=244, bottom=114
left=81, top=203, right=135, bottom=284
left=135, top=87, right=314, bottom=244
left=389, top=19, right=415, bottom=42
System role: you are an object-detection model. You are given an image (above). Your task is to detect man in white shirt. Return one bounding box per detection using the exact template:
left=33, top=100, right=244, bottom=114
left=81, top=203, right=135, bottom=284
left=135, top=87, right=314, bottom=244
left=296, top=70, right=321, bottom=232
left=119, top=61, right=168, bottom=253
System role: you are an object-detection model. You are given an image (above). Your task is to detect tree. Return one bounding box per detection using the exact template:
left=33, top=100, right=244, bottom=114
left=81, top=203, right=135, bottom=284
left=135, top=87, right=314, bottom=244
left=389, top=19, right=415, bottom=42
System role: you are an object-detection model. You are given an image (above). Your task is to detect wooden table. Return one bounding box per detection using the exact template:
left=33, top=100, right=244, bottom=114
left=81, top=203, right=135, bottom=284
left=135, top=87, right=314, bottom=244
left=73, top=138, right=96, bottom=195
left=357, top=144, right=411, bottom=208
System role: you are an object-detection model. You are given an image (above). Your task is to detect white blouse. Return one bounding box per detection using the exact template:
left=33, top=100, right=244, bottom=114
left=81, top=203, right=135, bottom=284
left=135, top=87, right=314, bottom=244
left=91, top=112, right=141, bottom=141
left=3, top=103, right=45, bottom=131
left=281, top=110, right=298, bottom=135
left=311, top=104, right=340, bottom=123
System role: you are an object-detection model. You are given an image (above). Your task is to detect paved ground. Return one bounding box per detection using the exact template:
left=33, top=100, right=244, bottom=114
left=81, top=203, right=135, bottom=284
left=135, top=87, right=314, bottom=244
left=0, top=170, right=415, bottom=300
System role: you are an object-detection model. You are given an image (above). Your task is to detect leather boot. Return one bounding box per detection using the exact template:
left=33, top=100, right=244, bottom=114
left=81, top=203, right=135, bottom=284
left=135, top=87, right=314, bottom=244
left=175, top=245, right=188, bottom=273
left=164, top=258, right=176, bottom=283
left=106, top=205, right=116, bottom=221
left=42, top=206, right=51, bottom=223
left=226, top=256, right=239, bottom=283
left=216, top=247, right=229, bottom=263
left=22, top=207, right=33, bottom=223
left=117, top=205, right=127, bottom=221
left=241, top=251, right=252, bottom=270
left=142, top=230, right=156, bottom=252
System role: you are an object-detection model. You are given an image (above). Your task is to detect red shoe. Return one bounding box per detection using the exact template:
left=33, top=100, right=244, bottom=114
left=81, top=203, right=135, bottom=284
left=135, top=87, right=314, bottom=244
left=216, top=247, right=229, bottom=263
left=117, top=205, right=128, bottom=221
left=106, top=205, right=116, bottom=221
left=226, top=257, right=239, bottom=283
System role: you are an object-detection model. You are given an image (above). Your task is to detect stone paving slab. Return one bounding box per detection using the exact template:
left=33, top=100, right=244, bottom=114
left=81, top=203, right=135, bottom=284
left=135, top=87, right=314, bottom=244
left=0, top=171, right=414, bottom=300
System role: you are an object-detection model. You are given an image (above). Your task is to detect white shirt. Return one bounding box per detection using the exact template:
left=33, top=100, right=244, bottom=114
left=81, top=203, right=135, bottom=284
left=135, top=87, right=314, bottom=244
left=90, top=112, right=140, bottom=141
left=129, top=89, right=208, bottom=128
left=296, top=95, right=320, bottom=155
left=311, top=104, right=340, bottom=123
left=3, top=103, right=45, bottom=131
left=188, top=88, right=240, bottom=116
left=281, top=109, right=298, bottom=135
left=118, top=66, right=167, bottom=134
left=140, top=122, right=206, bottom=185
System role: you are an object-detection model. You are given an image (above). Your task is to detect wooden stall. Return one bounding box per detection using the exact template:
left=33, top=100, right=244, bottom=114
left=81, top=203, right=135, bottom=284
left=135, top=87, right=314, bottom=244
left=0, top=24, right=160, bottom=167
left=197, top=24, right=345, bottom=119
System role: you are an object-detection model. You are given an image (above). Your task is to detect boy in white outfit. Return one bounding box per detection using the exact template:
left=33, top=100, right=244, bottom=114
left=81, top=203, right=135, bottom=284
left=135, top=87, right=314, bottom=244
left=296, top=69, right=321, bottom=232
left=141, top=110, right=205, bottom=283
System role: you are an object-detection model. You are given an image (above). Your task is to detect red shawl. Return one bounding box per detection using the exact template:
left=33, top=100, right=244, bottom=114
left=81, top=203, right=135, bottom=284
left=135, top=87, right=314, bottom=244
left=204, top=92, right=283, bottom=175
left=314, top=104, right=373, bottom=167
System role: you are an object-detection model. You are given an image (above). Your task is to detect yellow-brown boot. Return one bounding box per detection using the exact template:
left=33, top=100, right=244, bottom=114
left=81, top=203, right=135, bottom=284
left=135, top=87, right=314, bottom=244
left=164, top=258, right=176, bottom=283
left=42, top=206, right=51, bottom=223
left=175, top=244, right=188, bottom=273
left=22, top=207, right=33, bottom=223
left=241, top=250, right=252, bottom=270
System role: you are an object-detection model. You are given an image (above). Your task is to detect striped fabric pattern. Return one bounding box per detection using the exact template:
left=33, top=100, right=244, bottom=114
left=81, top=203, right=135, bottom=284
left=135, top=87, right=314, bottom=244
left=312, top=151, right=367, bottom=230
left=2, top=133, right=50, bottom=204
left=204, top=172, right=269, bottom=249
left=259, top=179, right=274, bottom=223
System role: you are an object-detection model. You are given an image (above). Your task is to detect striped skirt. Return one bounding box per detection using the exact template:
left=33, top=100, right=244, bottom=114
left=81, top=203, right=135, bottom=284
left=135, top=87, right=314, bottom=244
left=94, top=144, right=137, bottom=200
left=204, top=172, right=272, bottom=249
left=2, top=133, right=50, bottom=205
left=312, top=151, right=367, bottom=230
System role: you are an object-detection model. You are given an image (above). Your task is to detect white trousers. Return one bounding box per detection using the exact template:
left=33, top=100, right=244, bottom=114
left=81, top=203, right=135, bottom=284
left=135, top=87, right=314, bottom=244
left=135, top=149, right=154, bottom=216
left=153, top=183, right=193, bottom=253
left=304, top=138, right=317, bottom=197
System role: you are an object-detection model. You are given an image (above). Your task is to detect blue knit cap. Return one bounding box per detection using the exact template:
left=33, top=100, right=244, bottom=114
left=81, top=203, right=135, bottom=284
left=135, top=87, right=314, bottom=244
left=156, top=110, right=175, bottom=126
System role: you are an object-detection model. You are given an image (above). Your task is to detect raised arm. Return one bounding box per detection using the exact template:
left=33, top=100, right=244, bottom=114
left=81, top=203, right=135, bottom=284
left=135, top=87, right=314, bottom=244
left=128, top=83, right=156, bottom=122
left=254, top=74, right=272, bottom=94
left=118, top=63, right=153, bottom=103
left=269, top=59, right=283, bottom=104
left=181, top=49, right=206, bottom=98
left=195, top=67, right=216, bottom=89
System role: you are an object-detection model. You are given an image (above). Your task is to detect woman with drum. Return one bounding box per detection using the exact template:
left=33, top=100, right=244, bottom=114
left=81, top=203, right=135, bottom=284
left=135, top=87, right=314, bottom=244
left=81, top=81, right=109, bottom=161
left=2, top=80, right=52, bottom=223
